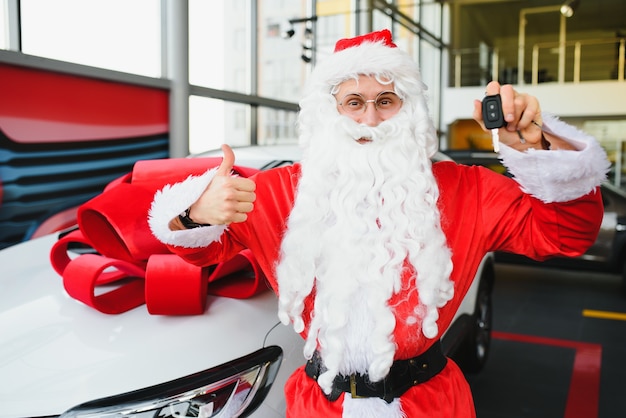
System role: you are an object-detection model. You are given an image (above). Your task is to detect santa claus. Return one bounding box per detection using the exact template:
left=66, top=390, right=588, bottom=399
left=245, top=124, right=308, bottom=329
left=149, top=30, right=609, bottom=417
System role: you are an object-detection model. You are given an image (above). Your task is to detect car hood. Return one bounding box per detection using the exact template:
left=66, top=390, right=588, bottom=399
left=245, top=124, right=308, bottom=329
left=0, top=234, right=283, bottom=418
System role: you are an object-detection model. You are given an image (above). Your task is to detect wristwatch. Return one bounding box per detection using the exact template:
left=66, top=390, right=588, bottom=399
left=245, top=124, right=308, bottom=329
left=178, top=207, right=211, bottom=229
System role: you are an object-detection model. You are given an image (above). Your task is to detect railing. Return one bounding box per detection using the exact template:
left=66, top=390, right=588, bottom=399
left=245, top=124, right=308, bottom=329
left=450, top=46, right=500, bottom=88
left=450, top=37, right=625, bottom=87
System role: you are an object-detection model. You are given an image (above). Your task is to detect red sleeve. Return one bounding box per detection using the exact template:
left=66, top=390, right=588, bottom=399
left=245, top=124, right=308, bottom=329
left=164, top=165, right=299, bottom=292
left=435, top=161, right=603, bottom=262
left=165, top=237, right=246, bottom=268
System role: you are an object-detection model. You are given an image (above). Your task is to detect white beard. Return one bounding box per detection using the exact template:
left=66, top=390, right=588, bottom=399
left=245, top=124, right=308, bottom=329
left=275, top=106, right=454, bottom=397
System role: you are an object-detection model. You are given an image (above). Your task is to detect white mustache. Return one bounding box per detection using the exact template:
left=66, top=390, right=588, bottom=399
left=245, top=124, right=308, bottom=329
left=337, top=113, right=408, bottom=143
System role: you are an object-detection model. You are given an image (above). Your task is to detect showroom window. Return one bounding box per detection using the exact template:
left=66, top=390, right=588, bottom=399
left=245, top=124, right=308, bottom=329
left=19, top=0, right=161, bottom=77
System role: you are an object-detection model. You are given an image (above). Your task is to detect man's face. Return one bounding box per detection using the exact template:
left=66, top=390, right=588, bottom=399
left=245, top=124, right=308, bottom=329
left=334, top=75, right=402, bottom=132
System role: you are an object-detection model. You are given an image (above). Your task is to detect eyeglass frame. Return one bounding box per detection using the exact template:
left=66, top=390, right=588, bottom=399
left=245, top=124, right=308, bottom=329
left=336, top=90, right=403, bottom=115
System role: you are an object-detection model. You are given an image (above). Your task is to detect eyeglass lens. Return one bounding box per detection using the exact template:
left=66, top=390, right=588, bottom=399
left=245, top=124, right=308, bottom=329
left=339, top=91, right=402, bottom=115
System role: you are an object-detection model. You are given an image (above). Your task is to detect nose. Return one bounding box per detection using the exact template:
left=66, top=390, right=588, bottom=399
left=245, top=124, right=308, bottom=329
left=357, top=101, right=384, bottom=126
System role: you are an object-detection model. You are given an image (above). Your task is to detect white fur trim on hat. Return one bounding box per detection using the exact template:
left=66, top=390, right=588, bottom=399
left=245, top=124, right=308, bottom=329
left=499, top=113, right=610, bottom=203
left=305, top=41, right=421, bottom=96
left=148, top=167, right=228, bottom=248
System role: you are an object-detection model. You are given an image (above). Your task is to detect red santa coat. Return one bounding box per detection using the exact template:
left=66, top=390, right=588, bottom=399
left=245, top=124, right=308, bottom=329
left=164, top=160, right=603, bottom=418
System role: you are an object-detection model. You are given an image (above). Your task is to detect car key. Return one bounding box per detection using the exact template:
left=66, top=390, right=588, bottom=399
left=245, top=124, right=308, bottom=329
left=482, top=94, right=505, bottom=152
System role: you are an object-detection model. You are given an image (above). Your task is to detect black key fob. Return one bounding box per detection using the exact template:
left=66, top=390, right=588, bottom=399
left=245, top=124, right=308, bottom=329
left=482, top=94, right=505, bottom=129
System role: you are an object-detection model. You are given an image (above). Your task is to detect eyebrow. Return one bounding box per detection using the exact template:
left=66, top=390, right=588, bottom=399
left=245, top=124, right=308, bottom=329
left=340, top=90, right=396, bottom=98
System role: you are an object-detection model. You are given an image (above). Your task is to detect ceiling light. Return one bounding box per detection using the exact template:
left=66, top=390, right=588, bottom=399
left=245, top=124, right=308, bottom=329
left=560, top=0, right=580, bottom=17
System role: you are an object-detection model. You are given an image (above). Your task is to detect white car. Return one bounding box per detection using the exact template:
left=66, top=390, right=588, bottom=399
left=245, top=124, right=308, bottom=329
left=0, top=145, right=493, bottom=418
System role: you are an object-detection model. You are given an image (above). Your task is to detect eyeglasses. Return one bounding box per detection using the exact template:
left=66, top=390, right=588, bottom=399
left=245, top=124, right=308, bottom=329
left=337, top=91, right=403, bottom=116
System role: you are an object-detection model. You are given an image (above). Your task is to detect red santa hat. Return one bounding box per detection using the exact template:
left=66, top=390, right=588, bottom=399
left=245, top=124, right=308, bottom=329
left=304, top=29, right=418, bottom=91
left=333, top=29, right=397, bottom=52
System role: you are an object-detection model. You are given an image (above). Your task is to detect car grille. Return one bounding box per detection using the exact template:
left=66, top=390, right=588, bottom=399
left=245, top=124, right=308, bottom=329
left=0, top=131, right=169, bottom=249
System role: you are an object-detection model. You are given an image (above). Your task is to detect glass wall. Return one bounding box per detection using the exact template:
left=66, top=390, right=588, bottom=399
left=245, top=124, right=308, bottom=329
left=190, top=0, right=250, bottom=93
left=189, top=96, right=251, bottom=153
left=369, top=0, right=446, bottom=131
left=257, top=0, right=311, bottom=102
left=187, top=0, right=310, bottom=151
left=1, top=0, right=448, bottom=152
left=0, top=1, right=10, bottom=49
left=19, top=0, right=161, bottom=77
left=259, top=107, right=299, bottom=146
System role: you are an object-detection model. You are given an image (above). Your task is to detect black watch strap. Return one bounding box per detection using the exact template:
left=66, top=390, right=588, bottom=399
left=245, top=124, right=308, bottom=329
left=178, top=208, right=211, bottom=229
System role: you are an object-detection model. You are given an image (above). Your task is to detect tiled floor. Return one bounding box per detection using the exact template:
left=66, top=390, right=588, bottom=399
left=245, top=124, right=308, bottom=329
left=467, top=263, right=626, bottom=418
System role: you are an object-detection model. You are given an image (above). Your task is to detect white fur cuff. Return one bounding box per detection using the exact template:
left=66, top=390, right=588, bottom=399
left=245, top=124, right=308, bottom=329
left=499, top=113, right=610, bottom=203
left=148, top=167, right=228, bottom=248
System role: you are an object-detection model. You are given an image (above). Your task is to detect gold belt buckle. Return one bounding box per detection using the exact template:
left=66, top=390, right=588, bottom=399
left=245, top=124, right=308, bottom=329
left=349, top=374, right=364, bottom=398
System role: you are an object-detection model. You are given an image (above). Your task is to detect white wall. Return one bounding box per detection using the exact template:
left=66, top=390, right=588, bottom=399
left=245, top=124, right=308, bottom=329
left=442, top=81, right=626, bottom=127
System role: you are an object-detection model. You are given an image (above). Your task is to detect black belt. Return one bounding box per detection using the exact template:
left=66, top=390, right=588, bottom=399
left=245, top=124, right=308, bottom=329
left=304, top=340, right=447, bottom=403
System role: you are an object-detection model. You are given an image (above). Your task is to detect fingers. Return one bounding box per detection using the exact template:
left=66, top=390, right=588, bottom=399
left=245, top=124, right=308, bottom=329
left=221, top=182, right=256, bottom=224
left=227, top=178, right=257, bottom=210
left=481, top=82, right=541, bottom=131
left=498, top=84, right=516, bottom=124
left=192, top=175, right=256, bottom=225
left=476, top=82, right=545, bottom=150
left=187, top=144, right=259, bottom=225
left=472, top=99, right=485, bottom=129
left=485, top=80, right=501, bottom=96
left=516, top=95, right=540, bottom=129
left=216, top=144, right=235, bottom=177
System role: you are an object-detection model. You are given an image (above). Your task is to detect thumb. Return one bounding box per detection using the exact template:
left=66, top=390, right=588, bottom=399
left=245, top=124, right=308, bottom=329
left=216, top=144, right=235, bottom=176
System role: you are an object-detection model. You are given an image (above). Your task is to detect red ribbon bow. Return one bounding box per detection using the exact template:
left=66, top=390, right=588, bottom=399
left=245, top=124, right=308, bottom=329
left=49, top=158, right=268, bottom=315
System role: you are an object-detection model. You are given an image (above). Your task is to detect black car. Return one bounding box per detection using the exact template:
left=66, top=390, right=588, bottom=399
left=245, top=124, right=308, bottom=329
left=444, top=150, right=626, bottom=295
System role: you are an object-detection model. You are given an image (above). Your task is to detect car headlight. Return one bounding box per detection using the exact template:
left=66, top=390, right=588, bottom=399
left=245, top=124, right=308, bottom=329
left=60, top=346, right=283, bottom=418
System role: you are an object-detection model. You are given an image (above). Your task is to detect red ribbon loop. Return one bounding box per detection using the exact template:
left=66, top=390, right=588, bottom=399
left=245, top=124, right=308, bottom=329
left=62, top=254, right=146, bottom=314
left=145, top=254, right=208, bottom=315
left=77, top=182, right=169, bottom=263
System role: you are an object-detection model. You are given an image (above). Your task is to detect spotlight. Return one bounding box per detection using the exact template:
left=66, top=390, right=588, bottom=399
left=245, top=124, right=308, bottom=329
left=560, top=0, right=580, bottom=17
left=281, top=28, right=295, bottom=39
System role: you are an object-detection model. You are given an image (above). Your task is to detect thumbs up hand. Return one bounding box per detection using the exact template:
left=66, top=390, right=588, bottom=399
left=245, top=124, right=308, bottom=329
left=188, top=144, right=257, bottom=225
